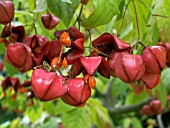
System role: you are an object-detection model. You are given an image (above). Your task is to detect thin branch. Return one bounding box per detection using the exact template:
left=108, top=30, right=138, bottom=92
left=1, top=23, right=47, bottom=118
left=119, top=0, right=132, bottom=33
left=104, top=78, right=115, bottom=97
left=132, top=0, right=140, bottom=41
left=108, top=98, right=152, bottom=119
left=138, top=0, right=168, bottom=18
left=73, top=3, right=84, bottom=27
left=85, top=46, right=110, bottom=57
left=157, top=114, right=164, bottom=128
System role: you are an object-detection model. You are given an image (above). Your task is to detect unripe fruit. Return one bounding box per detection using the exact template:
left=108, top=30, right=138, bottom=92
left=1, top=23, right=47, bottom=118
left=31, top=69, right=67, bottom=101
left=41, top=13, right=59, bottom=30
left=0, top=1, right=14, bottom=25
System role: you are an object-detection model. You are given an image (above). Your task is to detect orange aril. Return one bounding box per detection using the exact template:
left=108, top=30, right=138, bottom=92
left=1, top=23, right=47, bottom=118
left=51, top=57, right=62, bottom=71
left=88, top=76, right=96, bottom=89
left=59, top=32, right=71, bottom=47
left=62, top=57, right=68, bottom=69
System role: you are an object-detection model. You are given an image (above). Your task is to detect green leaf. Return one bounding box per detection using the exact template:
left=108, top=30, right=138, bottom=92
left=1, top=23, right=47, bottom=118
left=62, top=107, right=91, bottom=128
left=82, top=0, right=119, bottom=29
left=127, top=0, right=151, bottom=40
left=152, top=83, right=167, bottom=108
left=131, top=117, right=143, bottom=128
left=34, top=0, right=47, bottom=12
left=0, top=44, right=5, bottom=55
left=46, top=0, right=81, bottom=27
left=24, top=101, right=43, bottom=123
left=164, top=0, right=170, bottom=18
left=37, top=118, right=60, bottom=128
left=55, top=98, right=75, bottom=116
left=111, top=78, right=129, bottom=98
left=87, top=98, right=111, bottom=128
left=161, top=68, right=170, bottom=92
left=4, top=60, right=18, bottom=77
left=43, top=101, right=56, bottom=116
left=125, top=91, right=147, bottom=105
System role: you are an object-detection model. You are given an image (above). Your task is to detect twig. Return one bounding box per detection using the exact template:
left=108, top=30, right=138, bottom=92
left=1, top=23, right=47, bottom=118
left=73, top=3, right=84, bottom=27
left=85, top=46, right=110, bottom=57
left=102, top=78, right=115, bottom=109
left=138, top=0, right=168, bottom=18
left=108, top=98, right=152, bottom=119
left=119, top=0, right=132, bottom=33
left=132, top=0, right=140, bottom=41
left=157, top=114, right=164, bottom=128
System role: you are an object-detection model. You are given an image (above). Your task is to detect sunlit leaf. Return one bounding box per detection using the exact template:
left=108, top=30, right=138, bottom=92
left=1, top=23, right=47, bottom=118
left=82, top=0, right=119, bottom=28
left=46, top=0, right=81, bottom=27
left=34, top=0, right=47, bottom=12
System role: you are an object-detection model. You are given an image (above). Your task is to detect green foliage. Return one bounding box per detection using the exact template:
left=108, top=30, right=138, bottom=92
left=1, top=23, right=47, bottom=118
left=82, top=0, right=119, bottom=29
left=62, top=107, right=91, bottom=128
left=87, top=98, right=111, bottom=128
left=46, top=0, right=81, bottom=27
left=4, top=60, right=18, bottom=77
left=34, top=0, right=47, bottom=12
left=126, top=91, right=147, bottom=105
left=164, top=0, right=170, bottom=18
left=111, top=78, right=130, bottom=98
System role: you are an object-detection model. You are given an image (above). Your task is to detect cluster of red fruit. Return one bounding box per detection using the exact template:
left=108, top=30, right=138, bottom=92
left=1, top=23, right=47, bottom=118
left=0, top=1, right=167, bottom=107
left=140, top=100, right=164, bottom=116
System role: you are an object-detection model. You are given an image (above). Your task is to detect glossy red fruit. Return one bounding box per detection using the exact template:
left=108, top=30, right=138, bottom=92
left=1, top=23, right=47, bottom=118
left=0, top=1, right=14, bottom=25
left=41, top=13, right=59, bottom=30
left=65, top=47, right=84, bottom=64
left=26, top=35, right=49, bottom=66
left=111, top=52, right=145, bottom=83
left=142, top=73, right=160, bottom=89
left=98, top=57, right=110, bottom=79
left=109, top=52, right=126, bottom=77
left=5, top=43, right=33, bottom=72
left=80, top=56, right=102, bottom=75
left=0, top=61, right=4, bottom=72
left=1, top=25, right=25, bottom=42
left=149, top=100, right=161, bottom=113
left=69, top=26, right=85, bottom=50
left=92, top=33, right=115, bottom=56
left=141, top=105, right=154, bottom=116
left=142, top=46, right=166, bottom=74
left=71, top=58, right=84, bottom=77
left=46, top=40, right=62, bottom=62
left=31, top=69, right=67, bottom=101
left=112, top=34, right=131, bottom=52
left=61, top=78, right=91, bottom=107
left=159, top=42, right=170, bottom=66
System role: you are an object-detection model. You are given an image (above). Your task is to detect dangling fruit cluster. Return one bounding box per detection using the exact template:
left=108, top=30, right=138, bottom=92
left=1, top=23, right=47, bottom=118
left=140, top=100, right=164, bottom=116
left=0, top=1, right=167, bottom=108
